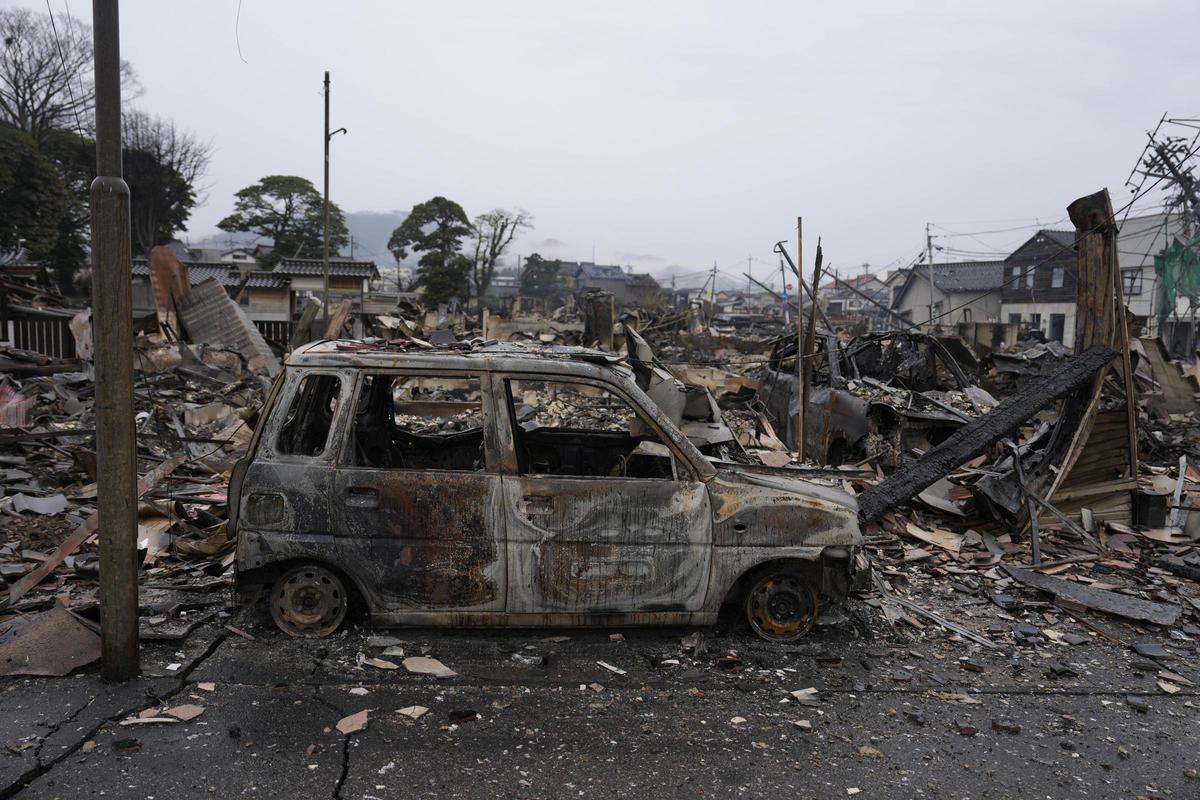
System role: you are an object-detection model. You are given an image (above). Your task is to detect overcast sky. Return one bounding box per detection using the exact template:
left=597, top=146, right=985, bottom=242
left=11, top=0, right=1200, bottom=285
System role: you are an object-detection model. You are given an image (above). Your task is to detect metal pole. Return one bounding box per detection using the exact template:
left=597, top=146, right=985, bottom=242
left=91, top=0, right=139, bottom=681
left=322, top=70, right=331, bottom=322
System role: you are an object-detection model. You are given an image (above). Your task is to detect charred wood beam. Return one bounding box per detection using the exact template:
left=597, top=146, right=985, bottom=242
left=856, top=344, right=1118, bottom=522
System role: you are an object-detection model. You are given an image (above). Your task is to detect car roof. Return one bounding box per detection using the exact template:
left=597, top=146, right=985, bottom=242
left=285, top=338, right=634, bottom=379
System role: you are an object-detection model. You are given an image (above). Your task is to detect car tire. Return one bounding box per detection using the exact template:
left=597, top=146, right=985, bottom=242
left=269, top=563, right=349, bottom=638
left=744, top=566, right=819, bottom=642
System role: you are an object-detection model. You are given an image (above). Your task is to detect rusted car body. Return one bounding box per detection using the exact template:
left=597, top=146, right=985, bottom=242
left=231, top=340, right=861, bottom=641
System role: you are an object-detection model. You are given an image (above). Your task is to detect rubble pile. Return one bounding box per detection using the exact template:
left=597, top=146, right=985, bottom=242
left=686, top=320, right=1200, bottom=656
left=0, top=332, right=269, bottom=674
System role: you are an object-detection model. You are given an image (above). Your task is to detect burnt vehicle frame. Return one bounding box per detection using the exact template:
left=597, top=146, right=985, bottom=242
left=230, top=340, right=862, bottom=641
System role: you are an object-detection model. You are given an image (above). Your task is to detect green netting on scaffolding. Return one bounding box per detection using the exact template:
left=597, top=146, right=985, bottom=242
left=1154, top=235, right=1200, bottom=328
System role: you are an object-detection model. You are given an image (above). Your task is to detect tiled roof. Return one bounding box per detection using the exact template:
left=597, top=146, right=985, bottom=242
left=1041, top=230, right=1076, bottom=248
left=580, top=263, right=626, bottom=280
left=131, top=261, right=289, bottom=290
left=273, top=258, right=378, bottom=279
left=930, top=261, right=1006, bottom=292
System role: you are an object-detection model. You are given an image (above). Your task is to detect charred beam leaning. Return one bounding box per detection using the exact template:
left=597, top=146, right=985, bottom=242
left=856, top=344, right=1118, bottom=523
left=90, top=0, right=140, bottom=681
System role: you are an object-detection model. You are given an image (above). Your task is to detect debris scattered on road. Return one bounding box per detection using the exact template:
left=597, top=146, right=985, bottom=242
left=402, top=656, right=457, bottom=678
left=336, top=709, right=369, bottom=735
left=396, top=705, right=429, bottom=721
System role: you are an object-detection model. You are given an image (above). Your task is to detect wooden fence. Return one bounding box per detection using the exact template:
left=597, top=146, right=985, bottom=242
left=8, top=316, right=77, bottom=360
left=254, top=319, right=294, bottom=348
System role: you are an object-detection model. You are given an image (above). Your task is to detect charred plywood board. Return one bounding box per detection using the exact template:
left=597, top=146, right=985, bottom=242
left=1004, top=566, right=1179, bottom=626
left=177, top=278, right=280, bottom=376
left=0, top=606, right=100, bottom=676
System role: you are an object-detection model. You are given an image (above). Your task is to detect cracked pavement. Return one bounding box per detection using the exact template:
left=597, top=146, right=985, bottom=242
left=0, top=603, right=1197, bottom=799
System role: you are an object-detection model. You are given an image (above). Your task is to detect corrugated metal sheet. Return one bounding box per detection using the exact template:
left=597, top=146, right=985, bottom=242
left=177, top=278, right=280, bottom=376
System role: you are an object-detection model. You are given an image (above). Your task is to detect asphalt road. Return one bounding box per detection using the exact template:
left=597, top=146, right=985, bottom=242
left=0, top=601, right=1196, bottom=799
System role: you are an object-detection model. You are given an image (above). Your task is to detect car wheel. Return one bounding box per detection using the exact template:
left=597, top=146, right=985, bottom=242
left=744, top=567, right=819, bottom=642
left=269, top=564, right=349, bottom=638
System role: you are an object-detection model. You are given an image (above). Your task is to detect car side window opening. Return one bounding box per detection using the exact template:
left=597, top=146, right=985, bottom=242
left=506, top=379, right=676, bottom=480
left=276, top=373, right=343, bottom=457
left=351, top=374, right=485, bottom=471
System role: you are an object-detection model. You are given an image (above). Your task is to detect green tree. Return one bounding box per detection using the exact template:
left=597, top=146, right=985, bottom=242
left=388, top=196, right=472, bottom=304
left=218, top=175, right=347, bottom=266
left=468, top=208, right=532, bottom=298
left=0, top=124, right=78, bottom=292
left=519, top=252, right=564, bottom=302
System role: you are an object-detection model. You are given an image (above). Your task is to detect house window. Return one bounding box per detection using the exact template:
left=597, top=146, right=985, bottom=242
left=1024, top=267, right=1034, bottom=289
left=1122, top=269, right=1143, bottom=296
left=1010, top=265, right=1020, bottom=284
left=1051, top=266, right=1064, bottom=289
left=1008, top=313, right=1021, bottom=325
left=1029, top=313, right=1042, bottom=330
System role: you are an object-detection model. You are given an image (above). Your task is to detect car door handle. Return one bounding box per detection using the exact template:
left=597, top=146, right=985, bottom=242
left=345, top=486, right=379, bottom=508
left=521, top=495, right=554, bottom=515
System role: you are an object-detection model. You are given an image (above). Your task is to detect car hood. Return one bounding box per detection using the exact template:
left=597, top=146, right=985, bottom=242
left=714, top=463, right=859, bottom=513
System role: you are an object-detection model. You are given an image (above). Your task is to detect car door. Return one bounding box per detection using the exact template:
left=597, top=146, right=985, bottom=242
left=237, top=367, right=350, bottom=570
left=496, top=373, right=712, bottom=614
left=330, top=370, right=506, bottom=612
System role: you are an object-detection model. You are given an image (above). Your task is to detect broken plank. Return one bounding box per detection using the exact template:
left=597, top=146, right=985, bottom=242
left=3, top=455, right=186, bottom=608
left=1004, top=566, right=1179, bottom=626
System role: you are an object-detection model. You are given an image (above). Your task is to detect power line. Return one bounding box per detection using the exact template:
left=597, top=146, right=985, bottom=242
left=913, top=160, right=1196, bottom=329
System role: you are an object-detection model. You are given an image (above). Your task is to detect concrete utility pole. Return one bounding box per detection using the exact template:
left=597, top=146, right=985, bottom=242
left=90, top=0, right=139, bottom=681
left=320, top=72, right=347, bottom=323
left=925, top=222, right=935, bottom=327
left=322, top=71, right=331, bottom=321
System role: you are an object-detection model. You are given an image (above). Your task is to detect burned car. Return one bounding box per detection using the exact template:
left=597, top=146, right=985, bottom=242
left=230, top=340, right=861, bottom=642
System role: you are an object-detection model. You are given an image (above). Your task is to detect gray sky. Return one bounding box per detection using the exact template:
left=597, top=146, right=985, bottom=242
left=12, top=0, right=1200, bottom=285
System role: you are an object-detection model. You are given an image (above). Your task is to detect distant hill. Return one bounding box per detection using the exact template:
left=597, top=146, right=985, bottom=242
left=342, top=210, right=407, bottom=263
left=185, top=209, right=407, bottom=264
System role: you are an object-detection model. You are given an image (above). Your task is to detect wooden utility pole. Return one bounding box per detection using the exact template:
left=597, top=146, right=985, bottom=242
left=925, top=222, right=935, bottom=327
left=793, top=217, right=804, bottom=457
left=800, top=238, right=823, bottom=464
left=91, top=0, right=139, bottom=681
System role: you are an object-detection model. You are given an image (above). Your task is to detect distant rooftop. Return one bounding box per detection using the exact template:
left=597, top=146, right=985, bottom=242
left=273, top=258, right=379, bottom=279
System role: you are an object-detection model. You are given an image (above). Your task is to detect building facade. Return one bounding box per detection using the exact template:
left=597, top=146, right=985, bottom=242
left=999, top=230, right=1077, bottom=346
left=891, top=260, right=1004, bottom=327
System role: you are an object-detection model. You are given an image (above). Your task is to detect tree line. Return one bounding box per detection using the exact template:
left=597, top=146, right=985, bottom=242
left=0, top=8, right=210, bottom=294
left=0, top=8, right=563, bottom=306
